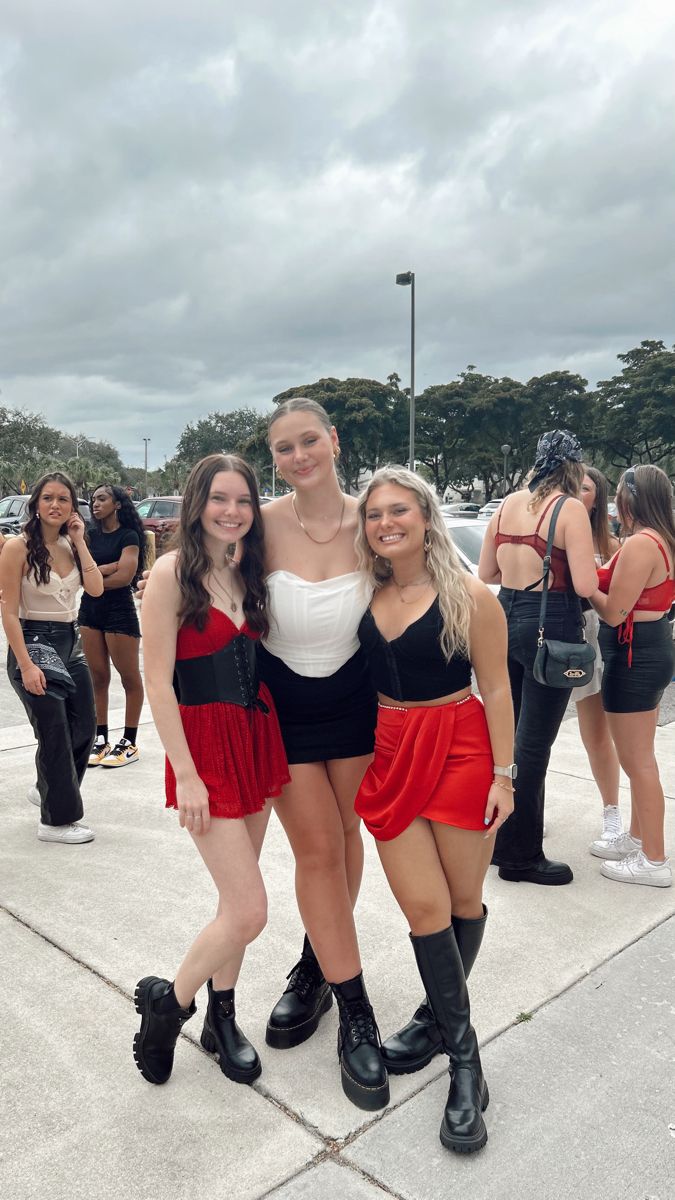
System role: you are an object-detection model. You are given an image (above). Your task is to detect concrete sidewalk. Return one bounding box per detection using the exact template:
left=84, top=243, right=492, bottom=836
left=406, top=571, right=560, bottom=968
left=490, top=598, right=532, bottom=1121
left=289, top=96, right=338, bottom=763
left=1, top=651, right=674, bottom=1199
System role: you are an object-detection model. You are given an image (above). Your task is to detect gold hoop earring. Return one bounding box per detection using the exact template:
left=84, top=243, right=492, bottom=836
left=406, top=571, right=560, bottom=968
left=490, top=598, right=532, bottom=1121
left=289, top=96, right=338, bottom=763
left=423, top=532, right=431, bottom=553
left=334, top=446, right=341, bottom=461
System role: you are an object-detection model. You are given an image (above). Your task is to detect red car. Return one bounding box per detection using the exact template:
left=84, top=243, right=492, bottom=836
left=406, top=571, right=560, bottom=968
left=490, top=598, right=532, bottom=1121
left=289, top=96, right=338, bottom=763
left=135, top=496, right=182, bottom=553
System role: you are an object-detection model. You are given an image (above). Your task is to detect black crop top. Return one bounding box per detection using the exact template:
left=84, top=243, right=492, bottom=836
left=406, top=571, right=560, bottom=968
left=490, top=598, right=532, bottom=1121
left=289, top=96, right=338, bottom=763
left=357, top=596, right=472, bottom=702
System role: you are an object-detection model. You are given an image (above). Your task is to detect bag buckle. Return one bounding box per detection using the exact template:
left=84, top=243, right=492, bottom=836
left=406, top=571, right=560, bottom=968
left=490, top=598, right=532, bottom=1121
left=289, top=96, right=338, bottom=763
left=537, top=628, right=545, bottom=647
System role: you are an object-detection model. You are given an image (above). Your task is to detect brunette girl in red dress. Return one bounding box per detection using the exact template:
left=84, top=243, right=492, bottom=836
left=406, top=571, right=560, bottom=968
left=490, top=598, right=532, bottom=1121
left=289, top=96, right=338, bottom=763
left=132, top=454, right=289, bottom=1088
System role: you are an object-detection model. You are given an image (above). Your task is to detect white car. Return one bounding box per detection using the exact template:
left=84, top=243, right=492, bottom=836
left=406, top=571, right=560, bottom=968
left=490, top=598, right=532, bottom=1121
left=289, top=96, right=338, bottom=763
left=478, top=499, right=503, bottom=519
left=442, top=516, right=498, bottom=594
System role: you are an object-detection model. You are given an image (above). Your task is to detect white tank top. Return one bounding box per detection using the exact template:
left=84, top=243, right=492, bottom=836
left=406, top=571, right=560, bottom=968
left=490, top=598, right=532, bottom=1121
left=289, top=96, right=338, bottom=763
left=263, top=570, right=372, bottom=677
left=20, top=537, right=80, bottom=621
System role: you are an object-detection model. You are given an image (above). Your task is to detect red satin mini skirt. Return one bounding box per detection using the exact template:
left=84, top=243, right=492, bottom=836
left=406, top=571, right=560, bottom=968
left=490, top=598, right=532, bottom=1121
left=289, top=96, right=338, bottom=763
left=355, top=694, right=494, bottom=841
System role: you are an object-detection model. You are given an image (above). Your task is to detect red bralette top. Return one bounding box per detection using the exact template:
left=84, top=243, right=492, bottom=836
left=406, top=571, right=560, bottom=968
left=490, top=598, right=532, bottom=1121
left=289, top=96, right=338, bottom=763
left=596, top=532, right=675, bottom=665
left=494, top=495, right=573, bottom=591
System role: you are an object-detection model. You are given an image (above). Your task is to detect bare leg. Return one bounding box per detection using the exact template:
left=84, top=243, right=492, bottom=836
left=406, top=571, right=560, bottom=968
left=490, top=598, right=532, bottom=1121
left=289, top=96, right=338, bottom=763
left=80, top=626, right=110, bottom=726
left=326, top=753, right=371, bottom=907
left=211, top=804, right=271, bottom=991
left=576, top=693, right=621, bottom=807
left=173, top=805, right=271, bottom=1008
left=606, top=710, right=664, bottom=861
left=106, top=632, right=144, bottom=730
left=272, top=761, right=360, bottom=983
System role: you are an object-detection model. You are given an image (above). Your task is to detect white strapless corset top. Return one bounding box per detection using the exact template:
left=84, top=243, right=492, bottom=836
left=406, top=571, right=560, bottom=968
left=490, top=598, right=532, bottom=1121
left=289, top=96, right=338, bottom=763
left=263, top=570, right=373, bottom=677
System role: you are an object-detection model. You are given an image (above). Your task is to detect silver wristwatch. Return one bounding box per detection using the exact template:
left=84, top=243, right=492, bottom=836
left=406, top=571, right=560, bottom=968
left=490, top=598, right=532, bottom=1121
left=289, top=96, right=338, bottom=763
left=493, top=763, right=518, bottom=780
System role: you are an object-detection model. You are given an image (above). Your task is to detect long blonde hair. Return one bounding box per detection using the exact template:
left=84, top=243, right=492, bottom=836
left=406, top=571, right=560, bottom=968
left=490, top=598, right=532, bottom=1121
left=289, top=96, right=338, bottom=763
left=356, top=466, right=474, bottom=660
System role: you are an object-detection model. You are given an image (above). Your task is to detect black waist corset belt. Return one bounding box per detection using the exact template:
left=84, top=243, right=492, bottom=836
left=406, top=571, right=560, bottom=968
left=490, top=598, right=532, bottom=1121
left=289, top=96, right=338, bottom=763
left=173, top=637, right=266, bottom=710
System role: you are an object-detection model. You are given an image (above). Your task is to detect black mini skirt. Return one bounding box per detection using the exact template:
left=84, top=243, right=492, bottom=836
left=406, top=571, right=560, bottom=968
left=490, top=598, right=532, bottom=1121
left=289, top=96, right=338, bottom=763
left=256, top=644, right=377, bottom=764
left=599, top=616, right=674, bottom=713
left=78, top=590, right=141, bottom=638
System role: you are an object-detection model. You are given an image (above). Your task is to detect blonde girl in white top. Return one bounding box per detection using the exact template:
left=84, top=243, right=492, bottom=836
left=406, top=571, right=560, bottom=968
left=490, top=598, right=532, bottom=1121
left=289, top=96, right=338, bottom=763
left=0, top=472, right=103, bottom=842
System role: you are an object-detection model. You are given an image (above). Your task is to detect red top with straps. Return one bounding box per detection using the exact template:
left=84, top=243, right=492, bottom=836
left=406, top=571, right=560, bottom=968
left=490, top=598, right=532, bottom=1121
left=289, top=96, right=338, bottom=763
left=494, top=494, right=573, bottom=591
left=596, top=532, right=675, bottom=666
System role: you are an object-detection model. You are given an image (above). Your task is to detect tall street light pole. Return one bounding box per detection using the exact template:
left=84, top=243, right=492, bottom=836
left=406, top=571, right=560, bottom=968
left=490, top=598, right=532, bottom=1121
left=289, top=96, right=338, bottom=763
left=143, top=437, right=151, bottom=498
left=396, top=271, right=415, bottom=470
left=501, top=443, right=511, bottom=497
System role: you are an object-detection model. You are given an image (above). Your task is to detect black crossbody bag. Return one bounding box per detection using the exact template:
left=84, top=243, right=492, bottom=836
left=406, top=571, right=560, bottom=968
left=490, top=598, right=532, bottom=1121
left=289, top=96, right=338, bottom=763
left=531, top=496, right=596, bottom=688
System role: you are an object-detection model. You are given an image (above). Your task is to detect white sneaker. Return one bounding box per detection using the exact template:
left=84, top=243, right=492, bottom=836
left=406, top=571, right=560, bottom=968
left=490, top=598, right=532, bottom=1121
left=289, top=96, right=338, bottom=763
left=27, top=785, right=41, bottom=808
left=37, top=822, right=95, bottom=844
left=590, top=831, right=641, bottom=861
left=601, top=850, right=672, bottom=888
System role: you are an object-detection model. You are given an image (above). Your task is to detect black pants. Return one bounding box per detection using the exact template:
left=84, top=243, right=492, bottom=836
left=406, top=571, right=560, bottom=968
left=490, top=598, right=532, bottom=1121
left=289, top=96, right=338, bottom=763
left=493, top=589, right=583, bottom=869
left=8, top=621, right=96, bottom=826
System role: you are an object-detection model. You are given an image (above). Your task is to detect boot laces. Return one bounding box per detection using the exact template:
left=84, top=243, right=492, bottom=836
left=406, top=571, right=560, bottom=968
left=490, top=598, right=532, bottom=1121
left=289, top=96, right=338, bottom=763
left=285, top=955, right=322, bottom=1000
left=342, top=998, right=380, bottom=1049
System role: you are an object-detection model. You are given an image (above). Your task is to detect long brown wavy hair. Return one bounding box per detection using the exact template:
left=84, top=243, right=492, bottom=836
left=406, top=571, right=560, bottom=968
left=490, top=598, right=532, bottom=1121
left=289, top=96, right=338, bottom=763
left=173, top=454, right=268, bottom=634
left=616, top=464, right=675, bottom=564
left=582, top=465, right=613, bottom=563
left=527, top=459, right=584, bottom=511
left=24, top=472, right=82, bottom=585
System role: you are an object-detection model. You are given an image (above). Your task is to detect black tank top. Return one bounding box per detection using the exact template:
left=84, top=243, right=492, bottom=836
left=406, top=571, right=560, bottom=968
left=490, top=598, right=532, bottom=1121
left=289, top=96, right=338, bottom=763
left=357, top=596, right=471, bottom=702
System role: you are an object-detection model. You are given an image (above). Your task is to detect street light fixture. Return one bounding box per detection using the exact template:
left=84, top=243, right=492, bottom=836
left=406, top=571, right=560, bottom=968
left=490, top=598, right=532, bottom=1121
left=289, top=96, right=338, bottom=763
left=143, top=437, right=151, bottom=498
left=501, top=443, right=511, bottom=498
left=396, top=270, right=415, bottom=470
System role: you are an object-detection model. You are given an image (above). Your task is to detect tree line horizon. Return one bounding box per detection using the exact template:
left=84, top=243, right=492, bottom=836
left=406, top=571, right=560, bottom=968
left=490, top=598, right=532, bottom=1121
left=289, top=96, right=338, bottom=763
left=2, top=338, right=674, bottom=501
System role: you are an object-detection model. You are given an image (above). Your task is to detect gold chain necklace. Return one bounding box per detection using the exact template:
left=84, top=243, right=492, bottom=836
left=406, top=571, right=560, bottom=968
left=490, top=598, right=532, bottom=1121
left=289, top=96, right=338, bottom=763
left=291, top=493, right=346, bottom=545
left=209, top=569, right=239, bottom=614
left=392, top=575, right=432, bottom=605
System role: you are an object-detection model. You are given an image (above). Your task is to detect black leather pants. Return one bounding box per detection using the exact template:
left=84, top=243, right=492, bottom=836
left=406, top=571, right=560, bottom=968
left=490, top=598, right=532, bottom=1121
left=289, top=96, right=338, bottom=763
left=8, top=621, right=96, bottom=826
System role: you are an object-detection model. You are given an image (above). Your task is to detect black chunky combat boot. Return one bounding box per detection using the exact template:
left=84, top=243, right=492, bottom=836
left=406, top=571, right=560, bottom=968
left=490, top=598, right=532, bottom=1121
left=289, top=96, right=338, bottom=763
left=382, top=904, right=488, bottom=1075
left=200, top=979, right=262, bottom=1084
left=133, top=977, right=196, bottom=1085
left=266, top=935, right=333, bottom=1049
left=330, top=973, right=390, bottom=1112
left=412, top=927, right=488, bottom=1154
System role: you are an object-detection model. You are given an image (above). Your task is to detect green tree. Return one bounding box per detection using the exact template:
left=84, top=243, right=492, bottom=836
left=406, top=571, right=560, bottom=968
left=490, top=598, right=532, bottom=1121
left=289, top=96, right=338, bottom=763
left=593, top=340, right=675, bottom=474
left=175, top=409, right=270, bottom=474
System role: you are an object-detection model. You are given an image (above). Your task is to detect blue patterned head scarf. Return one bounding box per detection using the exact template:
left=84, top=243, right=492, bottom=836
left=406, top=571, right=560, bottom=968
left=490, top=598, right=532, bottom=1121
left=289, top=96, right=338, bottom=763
left=528, top=429, right=583, bottom=492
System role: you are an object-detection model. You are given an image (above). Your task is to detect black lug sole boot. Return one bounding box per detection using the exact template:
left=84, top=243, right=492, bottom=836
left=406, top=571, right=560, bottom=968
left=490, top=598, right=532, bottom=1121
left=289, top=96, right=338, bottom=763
left=200, top=979, right=262, bottom=1084
left=411, top=927, right=488, bottom=1154
left=266, top=935, right=333, bottom=1049
left=133, top=976, right=196, bottom=1085
left=330, top=973, right=390, bottom=1112
left=382, top=905, right=488, bottom=1075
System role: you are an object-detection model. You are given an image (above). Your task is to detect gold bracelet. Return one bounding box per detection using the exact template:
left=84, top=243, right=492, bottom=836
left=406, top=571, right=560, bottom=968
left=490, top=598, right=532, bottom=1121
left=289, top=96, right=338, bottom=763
left=491, top=778, right=514, bottom=793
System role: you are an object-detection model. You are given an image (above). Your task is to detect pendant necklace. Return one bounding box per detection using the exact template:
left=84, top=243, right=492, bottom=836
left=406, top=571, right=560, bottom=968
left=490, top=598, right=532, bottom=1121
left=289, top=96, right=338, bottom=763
left=209, top=569, right=239, bottom=613
left=292, top=493, right=346, bottom=545
left=392, top=575, right=432, bottom=605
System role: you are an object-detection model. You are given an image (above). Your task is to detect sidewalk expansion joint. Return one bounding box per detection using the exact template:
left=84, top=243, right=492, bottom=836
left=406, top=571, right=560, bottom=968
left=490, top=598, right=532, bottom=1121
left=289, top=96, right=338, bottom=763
left=260, top=1152, right=407, bottom=1200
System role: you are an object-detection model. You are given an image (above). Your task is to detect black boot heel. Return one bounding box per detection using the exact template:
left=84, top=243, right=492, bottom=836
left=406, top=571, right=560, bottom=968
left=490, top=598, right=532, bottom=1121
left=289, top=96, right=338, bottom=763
left=382, top=906, right=488, bottom=1075
left=266, top=936, right=333, bottom=1049
left=331, top=974, right=390, bottom=1112
left=132, top=976, right=195, bottom=1086
left=201, top=980, right=262, bottom=1085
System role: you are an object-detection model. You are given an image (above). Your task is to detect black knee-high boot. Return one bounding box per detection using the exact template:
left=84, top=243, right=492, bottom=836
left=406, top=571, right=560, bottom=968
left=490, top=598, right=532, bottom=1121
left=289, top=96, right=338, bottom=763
left=133, top=977, right=196, bottom=1085
left=382, top=905, right=488, bottom=1074
left=411, top=925, right=488, bottom=1153
left=200, top=979, right=262, bottom=1084
left=266, top=934, right=333, bottom=1049
left=330, top=972, right=390, bottom=1112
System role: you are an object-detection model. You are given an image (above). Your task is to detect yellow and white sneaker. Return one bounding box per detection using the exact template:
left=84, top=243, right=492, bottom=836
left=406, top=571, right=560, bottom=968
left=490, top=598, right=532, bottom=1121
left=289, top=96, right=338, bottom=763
left=101, top=739, right=140, bottom=768
left=88, top=740, right=111, bottom=768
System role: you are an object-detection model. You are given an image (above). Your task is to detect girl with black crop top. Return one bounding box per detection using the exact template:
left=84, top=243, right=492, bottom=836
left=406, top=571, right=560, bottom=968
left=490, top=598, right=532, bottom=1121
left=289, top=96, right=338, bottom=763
left=354, top=467, right=514, bottom=1155
left=79, top=485, right=146, bottom=768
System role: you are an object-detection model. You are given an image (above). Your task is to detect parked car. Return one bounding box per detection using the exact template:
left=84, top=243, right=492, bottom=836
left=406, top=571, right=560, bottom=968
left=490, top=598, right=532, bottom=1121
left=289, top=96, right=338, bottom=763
left=442, top=517, right=498, bottom=595
left=135, top=495, right=182, bottom=552
left=0, top=494, right=91, bottom=536
left=440, top=502, right=481, bottom=518
left=478, top=499, right=504, bottom=519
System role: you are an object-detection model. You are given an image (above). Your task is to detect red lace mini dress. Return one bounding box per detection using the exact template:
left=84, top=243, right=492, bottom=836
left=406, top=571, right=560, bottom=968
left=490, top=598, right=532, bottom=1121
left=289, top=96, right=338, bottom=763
left=165, top=608, right=290, bottom=819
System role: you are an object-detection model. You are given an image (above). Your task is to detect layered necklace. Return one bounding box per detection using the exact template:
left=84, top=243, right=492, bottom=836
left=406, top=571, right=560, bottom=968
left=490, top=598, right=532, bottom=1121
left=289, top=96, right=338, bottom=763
left=291, top=493, right=346, bottom=545
left=392, top=573, right=433, bottom=605
left=209, top=566, right=240, bottom=614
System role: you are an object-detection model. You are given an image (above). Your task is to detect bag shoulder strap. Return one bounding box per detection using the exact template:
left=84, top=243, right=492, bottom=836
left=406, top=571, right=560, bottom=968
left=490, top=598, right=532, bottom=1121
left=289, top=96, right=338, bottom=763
left=535, top=496, right=569, bottom=639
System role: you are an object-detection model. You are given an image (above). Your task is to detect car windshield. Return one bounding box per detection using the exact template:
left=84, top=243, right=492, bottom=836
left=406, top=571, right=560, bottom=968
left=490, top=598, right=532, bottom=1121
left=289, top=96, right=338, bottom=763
left=0, top=497, right=15, bottom=517
left=447, top=523, right=488, bottom=568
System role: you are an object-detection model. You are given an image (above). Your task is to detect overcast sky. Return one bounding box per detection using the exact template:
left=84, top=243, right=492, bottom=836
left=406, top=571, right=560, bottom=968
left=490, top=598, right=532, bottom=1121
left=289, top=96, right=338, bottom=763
left=2, top=0, right=675, bottom=468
